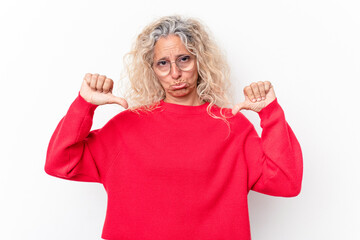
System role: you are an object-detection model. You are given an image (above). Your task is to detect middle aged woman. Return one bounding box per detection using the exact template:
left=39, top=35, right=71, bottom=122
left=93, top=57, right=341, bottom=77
left=45, top=15, right=303, bottom=240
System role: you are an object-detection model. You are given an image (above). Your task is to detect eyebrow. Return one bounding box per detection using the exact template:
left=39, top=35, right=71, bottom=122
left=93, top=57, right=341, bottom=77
left=156, top=54, right=189, bottom=61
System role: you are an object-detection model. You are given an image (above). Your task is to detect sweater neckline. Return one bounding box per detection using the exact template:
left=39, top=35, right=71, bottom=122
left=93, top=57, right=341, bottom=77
left=159, top=99, right=210, bottom=114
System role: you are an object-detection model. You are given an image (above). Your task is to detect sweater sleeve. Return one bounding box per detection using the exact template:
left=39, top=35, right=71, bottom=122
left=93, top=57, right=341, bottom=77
left=243, top=98, right=303, bottom=197
left=44, top=91, right=118, bottom=183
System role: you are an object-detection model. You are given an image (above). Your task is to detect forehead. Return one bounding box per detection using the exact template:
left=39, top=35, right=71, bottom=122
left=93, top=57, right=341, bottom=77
left=153, top=35, right=190, bottom=60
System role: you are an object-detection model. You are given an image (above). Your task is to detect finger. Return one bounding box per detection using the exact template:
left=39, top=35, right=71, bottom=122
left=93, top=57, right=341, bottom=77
left=251, top=82, right=262, bottom=102
left=232, top=103, right=241, bottom=115
left=96, top=75, right=106, bottom=92
left=231, top=105, right=239, bottom=116
left=84, top=73, right=92, bottom=84
left=109, top=96, right=129, bottom=109
left=257, top=81, right=266, bottom=100
left=244, top=86, right=256, bottom=103
left=264, top=81, right=272, bottom=93
left=232, top=101, right=248, bottom=115
left=103, top=78, right=113, bottom=94
left=90, top=73, right=99, bottom=90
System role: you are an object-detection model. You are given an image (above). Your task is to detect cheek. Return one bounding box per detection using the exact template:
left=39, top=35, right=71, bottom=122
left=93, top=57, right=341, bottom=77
left=191, top=64, right=199, bottom=78
left=184, top=68, right=198, bottom=81
left=190, top=69, right=199, bottom=82
left=157, top=76, right=171, bottom=88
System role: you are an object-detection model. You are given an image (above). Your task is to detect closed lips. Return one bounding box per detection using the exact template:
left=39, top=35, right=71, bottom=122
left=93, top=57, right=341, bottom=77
left=172, top=83, right=187, bottom=89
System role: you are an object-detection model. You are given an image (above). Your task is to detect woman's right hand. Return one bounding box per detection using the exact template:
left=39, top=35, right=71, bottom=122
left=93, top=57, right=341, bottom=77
left=80, top=73, right=128, bottom=109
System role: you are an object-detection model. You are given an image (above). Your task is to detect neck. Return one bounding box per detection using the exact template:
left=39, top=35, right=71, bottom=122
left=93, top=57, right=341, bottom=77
left=163, top=95, right=205, bottom=106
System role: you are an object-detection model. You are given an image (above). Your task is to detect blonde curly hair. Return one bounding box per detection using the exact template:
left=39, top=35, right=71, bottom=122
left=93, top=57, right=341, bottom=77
left=116, top=15, right=236, bottom=131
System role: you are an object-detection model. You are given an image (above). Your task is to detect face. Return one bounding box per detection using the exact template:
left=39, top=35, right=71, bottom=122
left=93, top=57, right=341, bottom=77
left=152, top=35, right=199, bottom=103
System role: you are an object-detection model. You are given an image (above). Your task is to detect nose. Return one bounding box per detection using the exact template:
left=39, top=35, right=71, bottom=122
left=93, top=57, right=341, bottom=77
left=170, top=62, right=182, bottom=79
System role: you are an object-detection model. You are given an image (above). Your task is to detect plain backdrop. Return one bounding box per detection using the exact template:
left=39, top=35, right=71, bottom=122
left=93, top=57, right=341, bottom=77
left=1, top=0, right=359, bottom=239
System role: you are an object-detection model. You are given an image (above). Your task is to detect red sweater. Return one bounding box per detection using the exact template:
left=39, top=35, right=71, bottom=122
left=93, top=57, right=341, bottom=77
left=45, top=92, right=303, bottom=240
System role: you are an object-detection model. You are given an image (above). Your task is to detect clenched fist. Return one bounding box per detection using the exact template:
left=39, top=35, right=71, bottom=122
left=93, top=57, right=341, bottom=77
left=80, top=73, right=128, bottom=109
left=232, top=81, right=276, bottom=115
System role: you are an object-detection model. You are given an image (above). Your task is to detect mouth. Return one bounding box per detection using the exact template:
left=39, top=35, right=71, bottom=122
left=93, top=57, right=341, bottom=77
left=171, top=82, right=187, bottom=90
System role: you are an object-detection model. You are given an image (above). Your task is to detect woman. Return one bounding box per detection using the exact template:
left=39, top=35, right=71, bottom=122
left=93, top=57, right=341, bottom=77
left=45, top=15, right=303, bottom=240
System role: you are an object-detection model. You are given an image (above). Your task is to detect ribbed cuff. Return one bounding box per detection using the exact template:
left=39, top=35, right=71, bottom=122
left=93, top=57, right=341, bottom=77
left=75, top=91, right=99, bottom=112
left=257, top=98, right=280, bottom=120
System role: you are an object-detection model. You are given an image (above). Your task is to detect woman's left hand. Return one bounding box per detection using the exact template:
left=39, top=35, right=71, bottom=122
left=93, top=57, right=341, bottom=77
left=232, top=81, right=277, bottom=115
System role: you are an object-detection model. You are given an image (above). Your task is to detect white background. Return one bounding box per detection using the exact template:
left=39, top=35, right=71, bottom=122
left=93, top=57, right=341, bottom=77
left=1, top=0, right=359, bottom=239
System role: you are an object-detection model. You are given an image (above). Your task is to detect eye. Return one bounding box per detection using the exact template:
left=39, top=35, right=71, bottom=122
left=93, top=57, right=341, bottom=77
left=157, top=60, right=168, bottom=66
left=179, top=56, right=190, bottom=62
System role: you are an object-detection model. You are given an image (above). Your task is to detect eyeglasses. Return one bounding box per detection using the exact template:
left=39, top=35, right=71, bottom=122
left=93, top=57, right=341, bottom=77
left=152, top=54, right=196, bottom=77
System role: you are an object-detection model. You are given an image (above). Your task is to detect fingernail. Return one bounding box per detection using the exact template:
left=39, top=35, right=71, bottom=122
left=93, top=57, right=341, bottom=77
left=262, top=97, right=265, bottom=100
left=252, top=99, right=256, bottom=102
left=257, top=98, right=261, bottom=101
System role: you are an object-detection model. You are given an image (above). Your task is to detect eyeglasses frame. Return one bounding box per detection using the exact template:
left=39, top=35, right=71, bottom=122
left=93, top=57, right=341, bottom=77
left=152, top=54, right=196, bottom=76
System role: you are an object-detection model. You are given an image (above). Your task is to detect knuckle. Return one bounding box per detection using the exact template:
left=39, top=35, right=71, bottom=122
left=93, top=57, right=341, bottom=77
left=103, top=82, right=111, bottom=89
